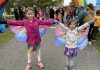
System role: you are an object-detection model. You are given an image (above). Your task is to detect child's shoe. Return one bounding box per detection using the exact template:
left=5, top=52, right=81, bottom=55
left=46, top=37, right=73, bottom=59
left=70, top=66, right=76, bottom=70
left=38, top=61, right=44, bottom=69
left=65, top=65, right=70, bottom=70
left=25, top=64, right=32, bottom=70
left=88, top=41, right=91, bottom=45
left=92, top=39, right=96, bottom=41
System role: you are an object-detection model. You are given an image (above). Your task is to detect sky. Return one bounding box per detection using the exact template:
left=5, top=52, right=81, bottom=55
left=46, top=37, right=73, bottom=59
left=64, top=0, right=71, bottom=6
left=87, top=0, right=96, bottom=6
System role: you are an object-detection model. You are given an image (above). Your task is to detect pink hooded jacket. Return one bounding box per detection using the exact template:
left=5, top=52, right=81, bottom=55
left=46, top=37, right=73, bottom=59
left=8, top=18, right=54, bottom=46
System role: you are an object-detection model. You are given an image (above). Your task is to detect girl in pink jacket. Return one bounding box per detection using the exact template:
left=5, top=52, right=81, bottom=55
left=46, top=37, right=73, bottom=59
left=0, top=7, right=55, bottom=70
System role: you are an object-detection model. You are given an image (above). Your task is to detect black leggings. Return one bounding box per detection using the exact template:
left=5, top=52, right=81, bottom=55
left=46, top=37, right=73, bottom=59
left=88, top=24, right=94, bottom=41
left=91, top=26, right=98, bottom=40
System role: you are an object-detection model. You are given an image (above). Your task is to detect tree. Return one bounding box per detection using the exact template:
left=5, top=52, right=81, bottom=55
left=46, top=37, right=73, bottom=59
left=22, top=0, right=62, bottom=8
left=5, top=0, right=63, bottom=13
left=34, top=0, right=62, bottom=8
left=6, top=0, right=13, bottom=14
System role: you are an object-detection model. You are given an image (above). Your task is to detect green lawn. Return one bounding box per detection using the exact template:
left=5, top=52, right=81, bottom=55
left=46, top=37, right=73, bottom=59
left=0, top=28, right=14, bottom=45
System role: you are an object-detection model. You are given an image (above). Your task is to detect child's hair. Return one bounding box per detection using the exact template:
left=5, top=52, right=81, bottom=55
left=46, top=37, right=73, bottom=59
left=96, top=10, right=100, bottom=15
left=25, top=7, right=34, bottom=14
left=87, top=3, right=94, bottom=10
left=67, top=19, right=77, bottom=27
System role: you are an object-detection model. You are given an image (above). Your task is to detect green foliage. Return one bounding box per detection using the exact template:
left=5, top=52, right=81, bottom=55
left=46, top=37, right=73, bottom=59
left=5, top=0, right=13, bottom=14
left=22, top=0, right=62, bottom=8
left=22, top=0, right=34, bottom=7
left=35, top=0, right=62, bottom=9
left=36, top=1, right=56, bottom=8
left=0, top=28, right=14, bottom=45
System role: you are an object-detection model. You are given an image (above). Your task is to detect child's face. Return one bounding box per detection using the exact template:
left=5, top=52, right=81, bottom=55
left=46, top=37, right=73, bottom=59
left=39, top=10, right=42, bottom=15
left=69, top=22, right=76, bottom=29
left=26, top=10, right=34, bottom=19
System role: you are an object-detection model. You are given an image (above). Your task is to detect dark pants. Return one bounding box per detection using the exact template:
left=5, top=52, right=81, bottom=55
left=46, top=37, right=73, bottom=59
left=15, top=15, right=20, bottom=20
left=62, top=16, right=64, bottom=23
left=88, top=24, right=94, bottom=41
left=91, top=26, right=98, bottom=40
left=50, top=15, right=54, bottom=19
left=66, top=15, right=73, bottom=22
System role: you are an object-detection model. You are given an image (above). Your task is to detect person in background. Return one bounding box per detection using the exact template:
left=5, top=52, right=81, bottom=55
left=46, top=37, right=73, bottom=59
left=91, top=10, right=100, bottom=41
left=45, top=7, right=49, bottom=19
left=0, top=17, right=6, bottom=33
left=14, top=5, right=19, bottom=20
left=56, top=7, right=61, bottom=21
left=60, top=6, right=64, bottom=23
left=34, top=7, right=38, bottom=18
left=66, top=5, right=73, bottom=22
left=49, top=6, right=55, bottom=19
left=86, top=3, right=95, bottom=45
left=18, top=6, right=25, bottom=20
left=39, top=9, right=45, bottom=20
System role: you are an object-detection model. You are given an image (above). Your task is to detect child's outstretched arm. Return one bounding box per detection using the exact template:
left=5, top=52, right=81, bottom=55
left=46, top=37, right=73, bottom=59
left=59, top=22, right=69, bottom=31
left=77, top=19, right=97, bottom=31
left=7, top=20, right=24, bottom=26
left=0, top=20, right=24, bottom=26
left=38, top=19, right=54, bottom=25
left=0, top=20, right=7, bottom=24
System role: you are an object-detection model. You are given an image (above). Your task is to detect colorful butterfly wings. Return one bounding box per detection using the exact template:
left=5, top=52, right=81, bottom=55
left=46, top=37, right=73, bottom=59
left=77, top=27, right=89, bottom=49
left=9, top=25, right=50, bottom=42
left=54, top=24, right=66, bottom=47
left=54, top=24, right=89, bottom=50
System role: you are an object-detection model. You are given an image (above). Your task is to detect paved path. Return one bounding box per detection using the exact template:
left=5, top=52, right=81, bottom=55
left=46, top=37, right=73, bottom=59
left=0, top=29, right=100, bottom=70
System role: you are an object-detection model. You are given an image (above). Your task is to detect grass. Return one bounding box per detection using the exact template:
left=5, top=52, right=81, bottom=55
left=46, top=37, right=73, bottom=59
left=0, top=28, right=14, bottom=45
left=92, top=32, right=100, bottom=53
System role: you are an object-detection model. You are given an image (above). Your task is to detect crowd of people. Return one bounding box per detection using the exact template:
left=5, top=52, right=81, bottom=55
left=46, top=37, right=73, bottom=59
left=13, top=5, right=65, bottom=22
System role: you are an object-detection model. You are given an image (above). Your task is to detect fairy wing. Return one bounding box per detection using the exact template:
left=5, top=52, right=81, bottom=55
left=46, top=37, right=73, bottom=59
left=77, top=27, right=89, bottom=49
left=9, top=26, right=27, bottom=42
left=9, top=25, right=51, bottom=42
left=39, top=25, right=50, bottom=37
left=54, top=24, right=66, bottom=47
left=9, top=26, right=24, bottom=33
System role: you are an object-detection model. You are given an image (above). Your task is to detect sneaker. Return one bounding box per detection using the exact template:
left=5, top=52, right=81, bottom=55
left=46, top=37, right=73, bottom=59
left=65, top=65, right=70, bottom=70
left=70, top=66, right=76, bottom=70
left=92, top=39, right=96, bottom=41
left=88, top=41, right=91, bottom=45
left=38, top=61, right=44, bottom=69
left=25, top=64, right=32, bottom=70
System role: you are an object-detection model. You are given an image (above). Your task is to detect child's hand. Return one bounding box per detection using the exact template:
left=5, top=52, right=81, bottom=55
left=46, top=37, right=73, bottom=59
left=53, top=19, right=59, bottom=24
left=89, top=19, right=97, bottom=25
left=0, top=20, right=7, bottom=24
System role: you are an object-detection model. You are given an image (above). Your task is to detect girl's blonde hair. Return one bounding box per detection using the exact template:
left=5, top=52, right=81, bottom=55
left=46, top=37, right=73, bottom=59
left=25, top=7, right=34, bottom=14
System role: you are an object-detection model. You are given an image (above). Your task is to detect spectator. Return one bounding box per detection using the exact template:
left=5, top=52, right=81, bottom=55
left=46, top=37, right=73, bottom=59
left=49, top=6, right=54, bottom=19
left=14, top=5, right=19, bottom=20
